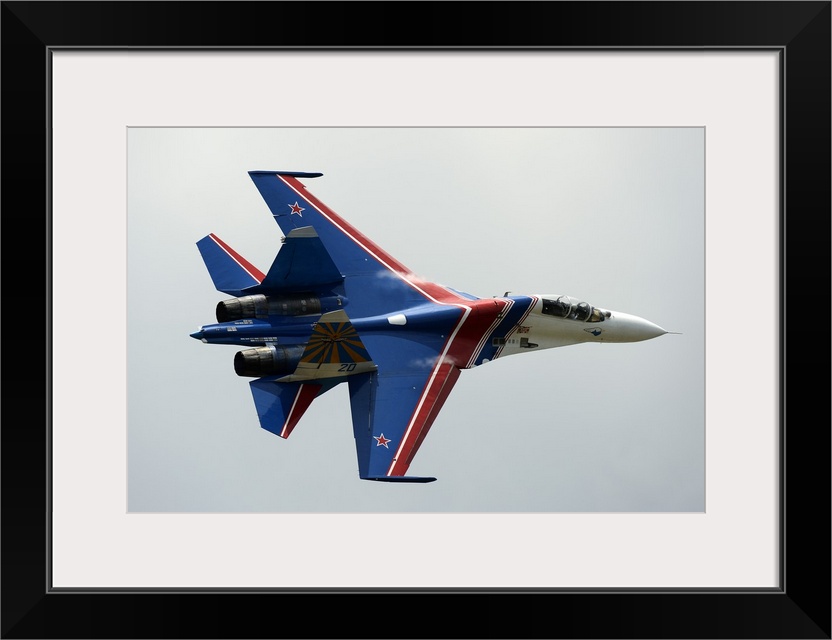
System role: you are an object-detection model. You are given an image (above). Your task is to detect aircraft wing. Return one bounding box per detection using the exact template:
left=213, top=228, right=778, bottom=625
left=348, top=361, right=461, bottom=483
left=247, top=171, right=475, bottom=315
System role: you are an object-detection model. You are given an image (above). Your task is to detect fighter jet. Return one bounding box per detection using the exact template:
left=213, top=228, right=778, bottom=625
left=191, top=171, right=668, bottom=482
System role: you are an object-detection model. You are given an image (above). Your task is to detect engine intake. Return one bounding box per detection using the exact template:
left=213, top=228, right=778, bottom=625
left=233, top=344, right=306, bottom=377
left=217, top=294, right=323, bottom=322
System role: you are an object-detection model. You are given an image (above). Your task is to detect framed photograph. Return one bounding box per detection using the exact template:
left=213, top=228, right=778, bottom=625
left=3, top=2, right=829, bottom=638
left=124, top=125, right=705, bottom=514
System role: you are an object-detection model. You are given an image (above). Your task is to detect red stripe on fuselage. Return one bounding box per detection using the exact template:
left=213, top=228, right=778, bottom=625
left=464, top=298, right=515, bottom=368
left=208, top=233, right=266, bottom=283
left=493, top=296, right=539, bottom=359
left=447, top=298, right=512, bottom=367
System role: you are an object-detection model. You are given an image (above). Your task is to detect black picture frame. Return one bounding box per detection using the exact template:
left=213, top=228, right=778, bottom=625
left=2, top=2, right=829, bottom=638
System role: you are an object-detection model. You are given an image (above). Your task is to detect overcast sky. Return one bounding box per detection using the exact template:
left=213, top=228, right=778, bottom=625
left=126, top=127, right=704, bottom=513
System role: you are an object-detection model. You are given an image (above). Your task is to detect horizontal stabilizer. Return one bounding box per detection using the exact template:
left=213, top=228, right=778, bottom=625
left=246, top=227, right=343, bottom=294
left=363, top=476, right=437, bottom=483
left=250, top=378, right=338, bottom=439
left=279, top=310, right=377, bottom=382
left=197, top=234, right=264, bottom=296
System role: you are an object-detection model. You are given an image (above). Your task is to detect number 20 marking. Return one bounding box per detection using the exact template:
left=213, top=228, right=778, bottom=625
left=338, top=363, right=357, bottom=372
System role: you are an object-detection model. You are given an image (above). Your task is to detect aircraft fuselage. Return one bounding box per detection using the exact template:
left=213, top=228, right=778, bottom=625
left=191, top=292, right=665, bottom=369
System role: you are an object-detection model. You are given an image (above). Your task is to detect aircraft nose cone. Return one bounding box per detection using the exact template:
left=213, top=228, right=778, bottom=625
left=190, top=329, right=205, bottom=340
left=609, top=312, right=667, bottom=342
left=636, top=319, right=667, bottom=341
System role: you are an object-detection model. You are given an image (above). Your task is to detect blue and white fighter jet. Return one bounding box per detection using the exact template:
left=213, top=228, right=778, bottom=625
left=191, top=171, right=668, bottom=483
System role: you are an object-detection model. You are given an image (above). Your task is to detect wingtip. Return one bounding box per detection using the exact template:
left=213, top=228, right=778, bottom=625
left=248, top=170, right=323, bottom=178
left=363, top=476, right=437, bottom=483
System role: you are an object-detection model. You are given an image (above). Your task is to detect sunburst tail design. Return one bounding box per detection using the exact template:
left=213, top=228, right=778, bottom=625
left=301, top=319, right=371, bottom=366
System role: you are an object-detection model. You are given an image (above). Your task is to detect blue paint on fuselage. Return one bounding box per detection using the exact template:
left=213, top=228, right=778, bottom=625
left=193, top=299, right=467, bottom=362
left=193, top=292, right=541, bottom=377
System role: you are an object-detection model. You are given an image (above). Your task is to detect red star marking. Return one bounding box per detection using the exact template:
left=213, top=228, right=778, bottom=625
left=288, top=202, right=305, bottom=216
left=374, top=433, right=391, bottom=448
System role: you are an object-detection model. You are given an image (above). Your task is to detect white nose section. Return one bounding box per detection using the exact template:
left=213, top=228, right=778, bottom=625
left=608, top=311, right=667, bottom=342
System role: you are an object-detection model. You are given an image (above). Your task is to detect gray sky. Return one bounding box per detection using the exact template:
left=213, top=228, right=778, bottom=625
left=127, top=127, right=704, bottom=513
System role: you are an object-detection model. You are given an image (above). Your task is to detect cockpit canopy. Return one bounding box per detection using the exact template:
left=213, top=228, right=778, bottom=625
left=541, top=295, right=610, bottom=323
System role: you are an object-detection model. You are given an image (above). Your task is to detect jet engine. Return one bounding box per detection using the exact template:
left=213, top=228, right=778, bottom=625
left=233, top=344, right=306, bottom=377
left=217, top=294, right=323, bottom=322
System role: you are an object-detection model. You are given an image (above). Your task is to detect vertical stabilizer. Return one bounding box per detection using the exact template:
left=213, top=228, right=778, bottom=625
left=197, top=233, right=264, bottom=296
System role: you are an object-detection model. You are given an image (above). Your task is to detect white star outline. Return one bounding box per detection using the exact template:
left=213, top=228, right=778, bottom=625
left=288, top=201, right=305, bottom=217
left=373, top=433, right=392, bottom=448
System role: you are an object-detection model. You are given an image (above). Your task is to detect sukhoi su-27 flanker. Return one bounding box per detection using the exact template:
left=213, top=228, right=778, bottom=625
left=191, top=171, right=668, bottom=483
